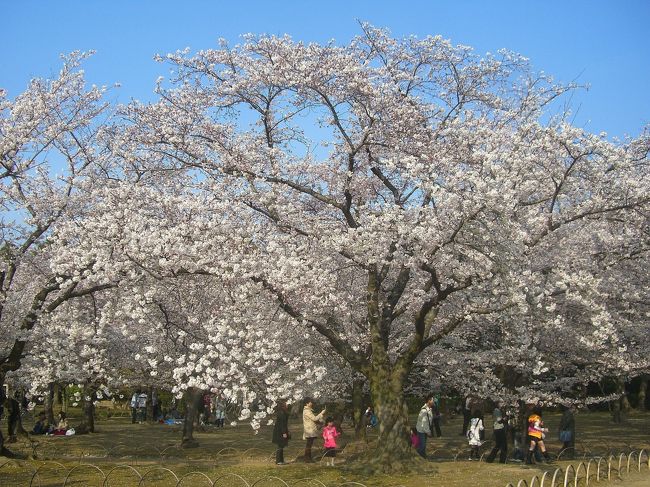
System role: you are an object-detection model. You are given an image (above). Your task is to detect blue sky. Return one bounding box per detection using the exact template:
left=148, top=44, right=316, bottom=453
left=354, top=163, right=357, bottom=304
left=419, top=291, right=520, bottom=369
left=2, top=0, right=649, bottom=139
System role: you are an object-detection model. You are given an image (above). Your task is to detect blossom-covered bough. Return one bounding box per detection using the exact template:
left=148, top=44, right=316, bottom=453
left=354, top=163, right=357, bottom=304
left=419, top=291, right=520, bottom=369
left=69, top=25, right=644, bottom=470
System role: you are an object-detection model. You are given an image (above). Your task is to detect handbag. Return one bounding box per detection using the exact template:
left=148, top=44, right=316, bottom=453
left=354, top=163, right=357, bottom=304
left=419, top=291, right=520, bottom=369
left=559, top=430, right=572, bottom=442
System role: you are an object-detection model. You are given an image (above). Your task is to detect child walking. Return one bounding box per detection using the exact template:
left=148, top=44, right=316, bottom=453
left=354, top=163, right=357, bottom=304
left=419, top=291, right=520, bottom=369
left=467, top=409, right=484, bottom=460
left=322, top=417, right=340, bottom=466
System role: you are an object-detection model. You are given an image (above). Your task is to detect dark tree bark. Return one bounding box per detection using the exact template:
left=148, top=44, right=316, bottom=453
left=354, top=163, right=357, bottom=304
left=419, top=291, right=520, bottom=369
left=0, top=430, right=18, bottom=458
left=612, top=380, right=625, bottom=423
left=54, top=383, right=63, bottom=411
left=620, top=380, right=632, bottom=413
left=638, top=376, right=648, bottom=411
left=6, top=397, right=27, bottom=440
left=82, top=386, right=96, bottom=433
left=181, top=387, right=203, bottom=448
left=351, top=378, right=366, bottom=440
left=366, top=365, right=413, bottom=472
left=44, top=382, right=55, bottom=425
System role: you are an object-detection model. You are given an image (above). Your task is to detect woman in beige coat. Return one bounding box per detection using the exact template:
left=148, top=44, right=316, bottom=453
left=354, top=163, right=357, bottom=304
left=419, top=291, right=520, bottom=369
left=302, top=397, right=326, bottom=462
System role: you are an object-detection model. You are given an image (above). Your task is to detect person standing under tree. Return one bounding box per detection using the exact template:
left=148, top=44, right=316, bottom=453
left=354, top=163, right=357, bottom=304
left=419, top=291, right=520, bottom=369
left=526, top=407, right=551, bottom=464
left=558, top=405, right=575, bottom=459
left=272, top=400, right=290, bottom=465
left=416, top=394, right=434, bottom=458
left=136, top=391, right=147, bottom=423
left=432, top=394, right=442, bottom=437
left=130, top=391, right=138, bottom=424
left=213, top=395, right=226, bottom=427
left=322, top=416, right=340, bottom=466
left=467, top=409, right=484, bottom=460
left=486, top=406, right=508, bottom=463
left=302, top=397, right=326, bottom=463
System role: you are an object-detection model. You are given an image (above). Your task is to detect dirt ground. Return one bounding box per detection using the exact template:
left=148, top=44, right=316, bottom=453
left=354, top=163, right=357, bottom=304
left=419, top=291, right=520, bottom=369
left=1, top=409, right=649, bottom=486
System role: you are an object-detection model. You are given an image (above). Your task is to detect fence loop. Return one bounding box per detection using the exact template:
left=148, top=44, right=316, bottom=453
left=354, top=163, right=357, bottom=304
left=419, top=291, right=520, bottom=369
left=30, top=461, right=68, bottom=487
left=212, top=472, right=251, bottom=487
left=250, top=476, right=290, bottom=487
left=639, top=449, right=649, bottom=471
left=176, top=471, right=214, bottom=486
left=62, top=463, right=107, bottom=487
left=137, top=467, right=180, bottom=487
left=290, top=478, right=328, bottom=487
left=562, top=463, right=575, bottom=487
left=573, top=462, right=587, bottom=487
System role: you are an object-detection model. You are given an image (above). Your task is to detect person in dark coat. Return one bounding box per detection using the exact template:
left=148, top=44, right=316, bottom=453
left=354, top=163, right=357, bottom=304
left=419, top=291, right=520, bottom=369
left=486, top=407, right=508, bottom=463
left=558, top=405, right=576, bottom=459
left=272, top=400, right=290, bottom=465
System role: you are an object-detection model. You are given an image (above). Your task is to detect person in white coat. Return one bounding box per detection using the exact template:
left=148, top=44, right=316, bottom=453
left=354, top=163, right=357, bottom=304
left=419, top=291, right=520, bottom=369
left=302, top=397, right=326, bottom=463
left=467, top=409, right=484, bottom=460
left=416, top=394, right=434, bottom=458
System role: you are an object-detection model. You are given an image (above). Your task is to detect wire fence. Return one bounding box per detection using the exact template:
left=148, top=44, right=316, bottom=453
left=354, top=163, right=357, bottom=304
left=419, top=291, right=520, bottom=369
left=504, top=448, right=650, bottom=487
left=2, top=437, right=649, bottom=486
left=0, top=459, right=410, bottom=487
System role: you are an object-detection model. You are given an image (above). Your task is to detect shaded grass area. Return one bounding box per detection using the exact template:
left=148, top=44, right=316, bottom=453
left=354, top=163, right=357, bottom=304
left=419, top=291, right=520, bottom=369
left=1, top=410, right=649, bottom=486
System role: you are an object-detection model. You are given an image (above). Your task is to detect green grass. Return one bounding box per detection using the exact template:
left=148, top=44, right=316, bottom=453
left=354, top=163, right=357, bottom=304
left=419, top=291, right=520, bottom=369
left=1, top=409, right=649, bottom=486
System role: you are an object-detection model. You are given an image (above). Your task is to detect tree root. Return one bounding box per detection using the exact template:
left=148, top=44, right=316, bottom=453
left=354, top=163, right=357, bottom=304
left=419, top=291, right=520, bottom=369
left=342, top=447, right=436, bottom=475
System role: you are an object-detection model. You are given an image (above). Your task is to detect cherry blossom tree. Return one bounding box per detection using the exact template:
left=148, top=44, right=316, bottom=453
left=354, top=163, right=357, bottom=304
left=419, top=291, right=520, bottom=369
left=83, top=25, right=646, bottom=469
left=4, top=26, right=647, bottom=470
left=0, top=52, right=114, bottom=405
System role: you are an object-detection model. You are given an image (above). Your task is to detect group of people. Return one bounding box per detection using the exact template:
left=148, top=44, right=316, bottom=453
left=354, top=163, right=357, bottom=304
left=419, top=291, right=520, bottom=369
left=272, top=397, right=340, bottom=466
left=130, top=391, right=151, bottom=423
left=415, top=394, right=576, bottom=464
left=199, top=393, right=226, bottom=427
left=31, top=411, right=74, bottom=436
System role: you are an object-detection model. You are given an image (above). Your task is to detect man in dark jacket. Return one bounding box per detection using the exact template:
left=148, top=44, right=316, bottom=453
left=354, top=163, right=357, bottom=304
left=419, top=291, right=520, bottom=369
left=272, top=400, right=290, bottom=465
left=558, top=405, right=576, bottom=459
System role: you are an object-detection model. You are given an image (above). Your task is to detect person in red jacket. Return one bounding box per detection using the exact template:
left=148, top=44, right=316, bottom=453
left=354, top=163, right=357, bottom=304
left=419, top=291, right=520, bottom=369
left=322, top=417, right=340, bottom=466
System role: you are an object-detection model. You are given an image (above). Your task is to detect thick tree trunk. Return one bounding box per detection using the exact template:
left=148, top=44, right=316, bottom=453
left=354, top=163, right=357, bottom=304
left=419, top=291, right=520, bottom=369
left=44, top=382, right=55, bottom=425
left=83, top=394, right=96, bottom=433
left=181, top=387, right=203, bottom=448
left=612, top=380, right=624, bottom=423
left=611, top=397, right=622, bottom=423
left=54, top=383, right=63, bottom=411
left=364, top=366, right=414, bottom=473
left=638, top=376, right=648, bottom=411
left=620, top=380, right=632, bottom=412
left=352, top=378, right=366, bottom=441
left=621, top=395, right=631, bottom=413
left=6, top=397, right=28, bottom=440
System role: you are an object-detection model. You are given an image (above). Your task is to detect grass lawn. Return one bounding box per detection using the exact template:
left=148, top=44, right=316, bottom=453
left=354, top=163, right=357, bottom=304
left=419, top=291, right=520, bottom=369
left=1, top=409, right=649, bottom=486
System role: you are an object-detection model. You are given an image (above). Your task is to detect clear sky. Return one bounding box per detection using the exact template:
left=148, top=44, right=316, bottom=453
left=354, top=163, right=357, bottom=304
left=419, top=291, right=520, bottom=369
left=2, top=0, right=649, bottom=139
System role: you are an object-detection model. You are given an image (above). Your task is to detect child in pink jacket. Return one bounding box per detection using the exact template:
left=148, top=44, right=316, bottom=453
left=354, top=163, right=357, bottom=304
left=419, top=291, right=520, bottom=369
left=322, top=417, right=340, bottom=466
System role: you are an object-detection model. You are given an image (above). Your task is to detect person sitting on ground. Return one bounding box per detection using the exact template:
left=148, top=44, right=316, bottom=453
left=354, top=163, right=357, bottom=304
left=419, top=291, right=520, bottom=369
left=32, top=412, right=49, bottom=435
left=51, top=411, right=69, bottom=436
